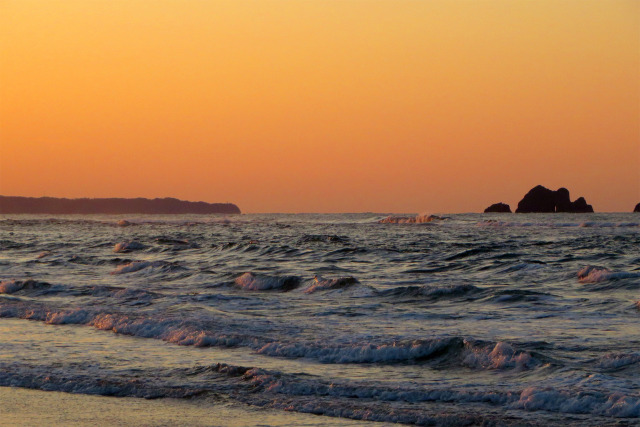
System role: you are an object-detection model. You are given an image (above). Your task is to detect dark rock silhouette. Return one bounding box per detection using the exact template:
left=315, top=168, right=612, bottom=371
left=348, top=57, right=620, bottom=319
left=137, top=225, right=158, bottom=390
left=515, top=186, right=593, bottom=213
left=634, top=203, right=640, bottom=213
left=566, top=197, right=593, bottom=213
left=0, top=196, right=241, bottom=214
left=484, top=203, right=512, bottom=213
left=553, top=187, right=572, bottom=212
left=516, top=186, right=556, bottom=213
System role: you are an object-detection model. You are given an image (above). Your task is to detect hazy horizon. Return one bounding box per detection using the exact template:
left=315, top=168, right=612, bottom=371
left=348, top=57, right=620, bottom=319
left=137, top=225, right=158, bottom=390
left=1, top=0, right=638, bottom=213
left=0, top=191, right=637, bottom=214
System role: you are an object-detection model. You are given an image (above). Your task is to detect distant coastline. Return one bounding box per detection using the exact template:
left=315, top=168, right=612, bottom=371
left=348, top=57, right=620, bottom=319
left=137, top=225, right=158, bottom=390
left=0, top=196, right=241, bottom=214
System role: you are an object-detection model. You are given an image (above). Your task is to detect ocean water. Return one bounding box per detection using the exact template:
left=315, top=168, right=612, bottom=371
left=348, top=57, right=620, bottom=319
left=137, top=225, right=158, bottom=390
left=0, top=213, right=639, bottom=426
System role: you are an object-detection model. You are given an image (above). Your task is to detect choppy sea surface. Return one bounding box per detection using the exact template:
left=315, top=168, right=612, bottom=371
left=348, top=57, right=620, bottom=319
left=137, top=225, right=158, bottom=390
left=1, top=213, right=639, bottom=426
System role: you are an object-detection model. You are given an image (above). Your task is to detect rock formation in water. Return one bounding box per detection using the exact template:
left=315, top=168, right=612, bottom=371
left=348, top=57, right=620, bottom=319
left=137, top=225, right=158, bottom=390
left=515, top=186, right=593, bottom=213
left=634, top=203, right=640, bottom=213
left=484, top=203, right=512, bottom=213
left=0, top=196, right=241, bottom=214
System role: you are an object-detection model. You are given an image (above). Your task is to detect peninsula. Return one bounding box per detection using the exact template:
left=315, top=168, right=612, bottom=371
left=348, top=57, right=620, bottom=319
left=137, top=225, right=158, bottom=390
left=0, top=196, right=241, bottom=214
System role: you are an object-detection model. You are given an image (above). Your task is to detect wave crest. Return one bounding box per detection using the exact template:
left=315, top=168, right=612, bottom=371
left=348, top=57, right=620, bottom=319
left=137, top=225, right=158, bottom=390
left=577, top=266, right=640, bottom=283
left=234, top=272, right=301, bottom=291
left=463, top=341, right=535, bottom=370
left=378, top=214, right=447, bottom=224
left=304, top=276, right=359, bottom=294
left=0, top=279, right=52, bottom=294
left=113, top=241, right=146, bottom=253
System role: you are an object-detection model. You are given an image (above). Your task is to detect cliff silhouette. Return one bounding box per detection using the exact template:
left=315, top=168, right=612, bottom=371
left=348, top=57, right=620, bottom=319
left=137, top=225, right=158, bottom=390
left=0, top=196, right=241, bottom=214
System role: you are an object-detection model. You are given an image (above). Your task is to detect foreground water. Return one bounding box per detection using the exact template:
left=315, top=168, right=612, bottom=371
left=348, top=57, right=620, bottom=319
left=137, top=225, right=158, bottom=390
left=0, top=213, right=638, bottom=425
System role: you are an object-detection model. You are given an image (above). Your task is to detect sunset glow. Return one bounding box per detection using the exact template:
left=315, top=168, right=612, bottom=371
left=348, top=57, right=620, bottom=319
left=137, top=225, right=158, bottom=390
left=1, top=0, right=638, bottom=212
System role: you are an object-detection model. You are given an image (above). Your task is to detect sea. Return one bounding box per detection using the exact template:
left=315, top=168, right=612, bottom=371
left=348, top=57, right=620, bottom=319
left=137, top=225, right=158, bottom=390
left=0, top=213, right=639, bottom=426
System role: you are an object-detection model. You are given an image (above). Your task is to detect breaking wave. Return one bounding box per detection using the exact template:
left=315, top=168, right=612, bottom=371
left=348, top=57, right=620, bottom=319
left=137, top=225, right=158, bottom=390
left=378, top=214, right=447, bottom=224
left=0, top=299, right=545, bottom=369
left=3, top=361, right=637, bottom=422
left=577, top=266, right=640, bottom=283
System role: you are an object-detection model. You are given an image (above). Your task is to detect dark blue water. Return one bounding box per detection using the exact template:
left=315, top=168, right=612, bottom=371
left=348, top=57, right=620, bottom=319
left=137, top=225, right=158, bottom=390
left=1, top=213, right=639, bottom=425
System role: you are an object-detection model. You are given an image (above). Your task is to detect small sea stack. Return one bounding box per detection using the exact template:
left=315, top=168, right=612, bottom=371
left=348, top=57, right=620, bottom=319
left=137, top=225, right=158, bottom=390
left=634, top=203, right=640, bottom=213
left=515, top=185, right=594, bottom=213
left=484, top=203, right=511, bottom=213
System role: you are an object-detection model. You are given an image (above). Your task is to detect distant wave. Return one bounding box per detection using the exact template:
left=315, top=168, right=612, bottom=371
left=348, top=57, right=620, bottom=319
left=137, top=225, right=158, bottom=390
left=479, top=220, right=640, bottom=228
left=299, top=234, right=349, bottom=244
left=378, top=214, right=447, bottom=224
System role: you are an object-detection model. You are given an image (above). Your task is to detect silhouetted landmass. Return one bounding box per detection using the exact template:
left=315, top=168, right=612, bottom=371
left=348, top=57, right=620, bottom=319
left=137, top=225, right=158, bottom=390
left=634, top=203, right=640, bottom=213
left=515, top=186, right=593, bottom=213
left=0, top=196, right=241, bottom=214
left=484, top=203, right=511, bottom=213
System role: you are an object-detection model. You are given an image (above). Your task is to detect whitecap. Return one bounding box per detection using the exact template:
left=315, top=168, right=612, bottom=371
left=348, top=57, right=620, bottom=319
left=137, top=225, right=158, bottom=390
left=462, top=341, right=534, bottom=370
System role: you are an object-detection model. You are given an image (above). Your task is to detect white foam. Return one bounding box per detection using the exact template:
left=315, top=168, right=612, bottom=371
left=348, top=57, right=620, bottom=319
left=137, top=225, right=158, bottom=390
left=512, top=387, right=640, bottom=417
left=463, top=341, right=534, bottom=370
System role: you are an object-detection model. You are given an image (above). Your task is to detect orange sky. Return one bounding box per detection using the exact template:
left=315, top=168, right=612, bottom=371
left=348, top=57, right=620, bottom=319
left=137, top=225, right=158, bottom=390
left=1, top=0, right=638, bottom=213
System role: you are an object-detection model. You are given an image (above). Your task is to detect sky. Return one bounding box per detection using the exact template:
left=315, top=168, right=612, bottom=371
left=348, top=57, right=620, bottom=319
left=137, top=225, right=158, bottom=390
left=1, top=0, right=638, bottom=213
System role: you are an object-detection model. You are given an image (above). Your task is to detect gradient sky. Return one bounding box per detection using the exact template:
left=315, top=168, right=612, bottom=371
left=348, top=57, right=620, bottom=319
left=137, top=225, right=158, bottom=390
left=1, top=0, right=638, bottom=213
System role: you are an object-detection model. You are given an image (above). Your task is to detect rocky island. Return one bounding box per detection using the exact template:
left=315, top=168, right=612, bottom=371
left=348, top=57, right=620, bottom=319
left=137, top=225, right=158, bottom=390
left=634, top=203, right=640, bottom=213
left=515, top=185, right=593, bottom=213
left=484, top=203, right=512, bottom=213
left=484, top=185, right=595, bottom=213
left=0, top=196, right=241, bottom=214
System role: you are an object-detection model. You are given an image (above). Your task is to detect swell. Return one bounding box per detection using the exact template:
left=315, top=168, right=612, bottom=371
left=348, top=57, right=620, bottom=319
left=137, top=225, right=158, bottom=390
left=0, top=279, right=160, bottom=305
left=376, top=284, right=480, bottom=300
